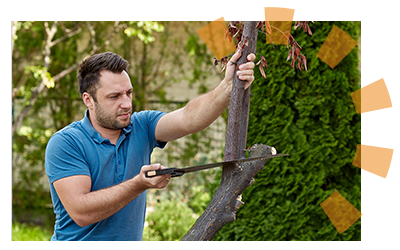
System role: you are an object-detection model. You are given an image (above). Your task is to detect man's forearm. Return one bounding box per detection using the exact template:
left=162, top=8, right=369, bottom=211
left=68, top=175, right=146, bottom=227
left=154, top=51, right=255, bottom=142
left=181, top=79, right=231, bottom=133
left=54, top=165, right=170, bottom=228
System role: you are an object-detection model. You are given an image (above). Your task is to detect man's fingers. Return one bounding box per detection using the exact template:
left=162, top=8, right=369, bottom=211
left=142, top=163, right=161, bottom=171
left=247, top=53, right=256, bottom=62
left=237, top=73, right=254, bottom=81
left=230, top=51, right=255, bottom=67
left=239, top=61, right=255, bottom=70
left=236, top=69, right=253, bottom=76
left=139, top=164, right=171, bottom=189
left=156, top=175, right=171, bottom=189
left=228, top=49, right=242, bottom=66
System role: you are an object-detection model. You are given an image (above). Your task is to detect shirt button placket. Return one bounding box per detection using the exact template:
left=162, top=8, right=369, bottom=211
left=115, top=135, right=126, bottom=183
left=116, top=151, right=123, bottom=182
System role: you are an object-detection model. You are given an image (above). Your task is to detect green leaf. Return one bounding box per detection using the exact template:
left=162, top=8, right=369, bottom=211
left=25, top=66, right=55, bottom=89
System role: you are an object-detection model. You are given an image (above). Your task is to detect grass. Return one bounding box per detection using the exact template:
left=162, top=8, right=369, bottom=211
left=12, top=222, right=52, bottom=241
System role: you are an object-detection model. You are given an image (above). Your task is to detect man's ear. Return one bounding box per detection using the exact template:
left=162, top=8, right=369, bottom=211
left=82, top=92, right=94, bottom=109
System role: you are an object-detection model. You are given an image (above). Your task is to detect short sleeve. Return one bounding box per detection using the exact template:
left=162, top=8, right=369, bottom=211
left=45, top=132, right=91, bottom=184
left=135, top=110, right=167, bottom=149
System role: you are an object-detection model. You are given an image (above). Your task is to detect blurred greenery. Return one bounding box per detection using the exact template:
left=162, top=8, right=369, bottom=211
left=144, top=153, right=220, bottom=240
left=144, top=191, right=198, bottom=241
left=12, top=222, right=52, bottom=241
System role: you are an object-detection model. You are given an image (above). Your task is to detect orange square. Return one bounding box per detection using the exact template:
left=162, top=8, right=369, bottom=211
left=267, top=21, right=292, bottom=45
left=316, top=25, right=358, bottom=69
left=320, top=190, right=361, bottom=234
left=352, top=144, right=362, bottom=169
left=197, top=17, right=236, bottom=60
left=264, top=7, right=295, bottom=21
left=352, top=144, right=394, bottom=178
left=350, top=88, right=362, bottom=114
left=350, top=78, right=392, bottom=114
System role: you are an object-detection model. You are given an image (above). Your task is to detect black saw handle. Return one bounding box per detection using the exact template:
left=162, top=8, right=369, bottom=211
left=145, top=168, right=185, bottom=178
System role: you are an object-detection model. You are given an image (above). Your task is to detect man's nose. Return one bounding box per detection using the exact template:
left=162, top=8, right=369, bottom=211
left=120, top=94, right=132, bottom=109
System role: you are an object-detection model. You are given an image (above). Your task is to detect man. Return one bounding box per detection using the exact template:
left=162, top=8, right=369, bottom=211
left=45, top=50, right=255, bottom=240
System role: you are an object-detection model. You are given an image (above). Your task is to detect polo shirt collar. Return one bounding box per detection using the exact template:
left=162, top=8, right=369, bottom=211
left=81, top=110, right=132, bottom=144
left=82, top=110, right=106, bottom=144
left=122, top=121, right=132, bottom=135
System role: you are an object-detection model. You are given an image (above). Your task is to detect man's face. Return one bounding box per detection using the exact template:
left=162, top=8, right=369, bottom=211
left=91, top=70, right=133, bottom=130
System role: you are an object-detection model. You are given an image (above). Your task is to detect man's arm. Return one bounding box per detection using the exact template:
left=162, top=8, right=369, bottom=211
left=53, top=164, right=170, bottom=227
left=155, top=50, right=256, bottom=142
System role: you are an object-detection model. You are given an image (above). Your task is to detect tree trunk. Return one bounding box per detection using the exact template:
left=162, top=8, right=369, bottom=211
left=223, top=21, right=258, bottom=161
left=181, top=21, right=269, bottom=241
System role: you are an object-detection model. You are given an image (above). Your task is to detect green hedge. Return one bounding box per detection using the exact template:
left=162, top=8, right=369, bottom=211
left=212, top=21, right=361, bottom=241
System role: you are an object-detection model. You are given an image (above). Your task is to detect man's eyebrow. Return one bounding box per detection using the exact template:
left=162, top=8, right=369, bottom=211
left=106, top=91, right=121, bottom=97
left=106, top=88, right=134, bottom=96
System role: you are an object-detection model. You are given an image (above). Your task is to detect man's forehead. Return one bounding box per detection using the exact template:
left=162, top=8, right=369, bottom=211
left=98, top=70, right=132, bottom=89
left=99, top=69, right=129, bottom=79
left=122, top=70, right=129, bottom=78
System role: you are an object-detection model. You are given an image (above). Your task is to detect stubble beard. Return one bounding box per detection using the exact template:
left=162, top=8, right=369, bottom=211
left=94, top=102, right=131, bottom=130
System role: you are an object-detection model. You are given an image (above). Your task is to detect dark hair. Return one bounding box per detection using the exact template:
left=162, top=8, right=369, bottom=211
left=77, top=52, right=129, bottom=102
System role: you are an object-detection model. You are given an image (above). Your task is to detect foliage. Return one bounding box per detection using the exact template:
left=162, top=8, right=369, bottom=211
left=211, top=21, right=361, bottom=241
left=25, top=66, right=55, bottom=89
left=13, top=21, right=83, bottom=228
left=145, top=144, right=219, bottom=241
left=185, top=21, right=221, bottom=92
left=214, top=21, right=310, bottom=79
left=144, top=191, right=199, bottom=241
left=12, top=222, right=52, bottom=241
left=124, top=21, right=164, bottom=44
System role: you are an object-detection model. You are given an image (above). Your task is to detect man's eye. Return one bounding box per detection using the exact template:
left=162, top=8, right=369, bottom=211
left=110, top=96, right=117, bottom=99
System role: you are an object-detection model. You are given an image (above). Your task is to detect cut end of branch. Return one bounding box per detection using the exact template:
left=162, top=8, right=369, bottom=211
left=234, top=195, right=244, bottom=211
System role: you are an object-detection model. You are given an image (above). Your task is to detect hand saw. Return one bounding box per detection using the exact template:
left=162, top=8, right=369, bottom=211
left=145, top=154, right=289, bottom=178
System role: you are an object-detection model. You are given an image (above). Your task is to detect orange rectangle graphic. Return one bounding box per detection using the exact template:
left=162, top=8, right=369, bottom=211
left=316, top=25, right=358, bottom=69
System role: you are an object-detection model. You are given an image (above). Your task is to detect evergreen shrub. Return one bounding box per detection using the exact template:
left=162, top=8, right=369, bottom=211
left=212, top=21, right=361, bottom=241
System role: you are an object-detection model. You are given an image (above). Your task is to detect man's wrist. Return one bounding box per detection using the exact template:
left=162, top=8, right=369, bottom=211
left=221, top=78, right=232, bottom=98
left=130, top=174, right=148, bottom=193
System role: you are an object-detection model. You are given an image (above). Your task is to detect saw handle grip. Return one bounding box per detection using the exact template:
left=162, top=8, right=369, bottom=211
left=145, top=168, right=184, bottom=178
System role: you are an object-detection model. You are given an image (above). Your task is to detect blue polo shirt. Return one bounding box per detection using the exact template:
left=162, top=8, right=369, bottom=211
left=45, top=109, right=167, bottom=241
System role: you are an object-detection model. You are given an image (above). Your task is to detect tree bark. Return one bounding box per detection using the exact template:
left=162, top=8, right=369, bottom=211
left=223, top=21, right=258, bottom=161
left=181, top=21, right=265, bottom=241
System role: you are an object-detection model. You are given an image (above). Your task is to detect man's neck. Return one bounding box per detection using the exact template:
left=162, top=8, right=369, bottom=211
left=88, top=112, right=121, bottom=145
